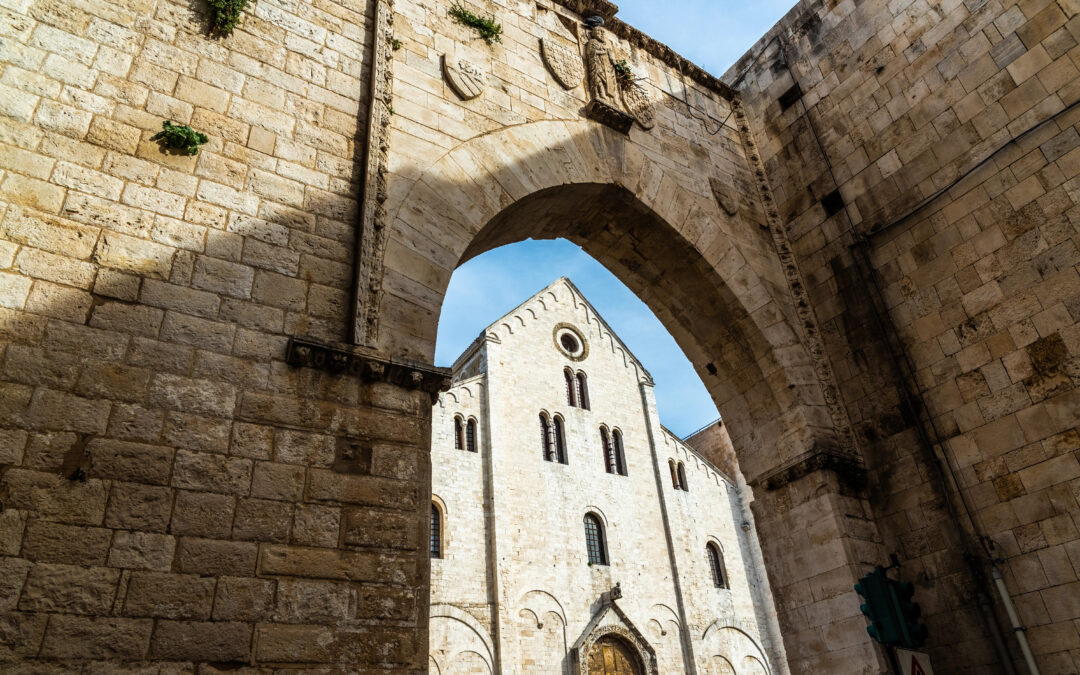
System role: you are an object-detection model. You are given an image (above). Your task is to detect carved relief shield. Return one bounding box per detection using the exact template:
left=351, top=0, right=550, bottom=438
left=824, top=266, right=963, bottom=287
left=619, top=80, right=655, bottom=130
left=541, top=38, right=584, bottom=90
left=710, top=176, right=739, bottom=216
left=443, top=55, right=487, bottom=100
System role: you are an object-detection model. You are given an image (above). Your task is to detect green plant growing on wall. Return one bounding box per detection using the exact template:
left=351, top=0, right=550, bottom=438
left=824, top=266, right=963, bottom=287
left=207, top=0, right=253, bottom=36
left=391, top=38, right=403, bottom=50
left=152, top=121, right=209, bottom=156
left=448, top=3, right=502, bottom=44
left=613, top=59, right=633, bottom=82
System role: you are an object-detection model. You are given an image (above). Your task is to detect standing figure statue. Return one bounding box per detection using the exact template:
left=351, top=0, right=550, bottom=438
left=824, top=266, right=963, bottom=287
left=585, top=25, right=620, bottom=108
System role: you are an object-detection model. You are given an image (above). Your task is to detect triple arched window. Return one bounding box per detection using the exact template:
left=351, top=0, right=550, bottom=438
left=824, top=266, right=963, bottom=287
left=584, top=513, right=608, bottom=565
left=453, top=416, right=478, bottom=452
left=564, top=368, right=590, bottom=409
left=707, top=542, right=727, bottom=588
left=430, top=503, right=442, bottom=559
left=669, top=460, right=689, bottom=491
left=600, top=427, right=627, bottom=476
left=539, top=412, right=567, bottom=464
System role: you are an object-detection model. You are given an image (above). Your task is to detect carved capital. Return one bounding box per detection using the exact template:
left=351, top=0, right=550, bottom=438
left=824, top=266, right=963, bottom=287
left=286, top=337, right=451, bottom=400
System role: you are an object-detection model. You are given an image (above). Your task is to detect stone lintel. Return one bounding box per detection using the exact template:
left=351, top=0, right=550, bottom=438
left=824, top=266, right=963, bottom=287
left=752, top=448, right=867, bottom=492
left=286, top=336, right=452, bottom=398
left=585, top=99, right=634, bottom=133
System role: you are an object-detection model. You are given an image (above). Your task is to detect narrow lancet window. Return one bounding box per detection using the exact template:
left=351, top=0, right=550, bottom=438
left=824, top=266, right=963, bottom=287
left=553, top=416, right=567, bottom=464
left=576, top=372, right=589, bottom=410
left=669, top=459, right=680, bottom=489
left=430, top=503, right=442, bottom=559
left=466, top=418, right=477, bottom=453
left=707, top=542, right=727, bottom=588
left=613, top=429, right=626, bottom=476
left=565, top=368, right=577, bottom=407
left=584, top=513, right=607, bottom=565
left=678, top=462, right=688, bottom=491
left=454, top=416, right=463, bottom=450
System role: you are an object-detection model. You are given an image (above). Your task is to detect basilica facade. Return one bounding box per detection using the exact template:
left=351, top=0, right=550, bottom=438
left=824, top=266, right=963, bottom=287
left=428, top=278, right=787, bottom=674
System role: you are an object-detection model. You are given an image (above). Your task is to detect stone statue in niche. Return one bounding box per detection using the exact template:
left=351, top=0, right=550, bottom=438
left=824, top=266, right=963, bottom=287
left=581, top=17, right=648, bottom=134
left=585, top=24, right=620, bottom=107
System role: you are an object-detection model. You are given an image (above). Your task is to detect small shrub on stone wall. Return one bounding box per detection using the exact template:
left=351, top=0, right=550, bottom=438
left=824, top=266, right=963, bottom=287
left=152, top=121, right=209, bottom=155
left=207, top=0, right=252, bottom=36
left=449, top=3, right=502, bottom=44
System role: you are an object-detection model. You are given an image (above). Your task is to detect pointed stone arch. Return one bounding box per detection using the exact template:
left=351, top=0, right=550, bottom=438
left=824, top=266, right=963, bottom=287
left=372, top=118, right=849, bottom=484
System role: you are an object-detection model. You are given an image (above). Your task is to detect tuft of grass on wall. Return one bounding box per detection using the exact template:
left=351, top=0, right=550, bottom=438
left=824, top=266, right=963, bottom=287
left=207, top=0, right=253, bottom=36
left=448, top=3, right=502, bottom=45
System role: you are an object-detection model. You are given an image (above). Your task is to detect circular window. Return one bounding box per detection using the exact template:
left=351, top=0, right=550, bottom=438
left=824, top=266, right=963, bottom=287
left=554, top=324, right=588, bottom=361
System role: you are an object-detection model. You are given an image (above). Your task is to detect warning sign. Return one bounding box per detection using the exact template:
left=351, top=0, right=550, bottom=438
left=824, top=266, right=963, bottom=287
left=896, top=649, right=934, bottom=675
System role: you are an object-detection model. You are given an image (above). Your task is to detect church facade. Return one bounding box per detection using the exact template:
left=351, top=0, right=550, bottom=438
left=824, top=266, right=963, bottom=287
left=429, top=278, right=786, bottom=674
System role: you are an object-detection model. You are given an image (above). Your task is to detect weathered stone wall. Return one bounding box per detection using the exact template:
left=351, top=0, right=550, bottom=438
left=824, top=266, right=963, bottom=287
left=0, top=0, right=440, bottom=670
left=729, top=0, right=1080, bottom=672
left=4, top=0, right=1075, bottom=669
left=428, top=279, right=782, bottom=674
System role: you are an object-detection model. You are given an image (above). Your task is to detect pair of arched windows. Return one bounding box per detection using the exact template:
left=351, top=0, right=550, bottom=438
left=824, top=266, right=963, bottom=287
left=453, top=415, right=478, bottom=453
left=564, top=368, right=590, bottom=409
left=600, top=427, right=626, bottom=476
left=539, top=412, right=567, bottom=463
left=668, top=460, right=689, bottom=491
left=707, top=542, right=728, bottom=588
left=584, top=513, right=608, bottom=565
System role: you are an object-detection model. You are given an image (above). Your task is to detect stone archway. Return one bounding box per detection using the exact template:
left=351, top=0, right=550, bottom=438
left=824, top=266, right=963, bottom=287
left=370, top=118, right=886, bottom=671
left=376, top=120, right=847, bottom=482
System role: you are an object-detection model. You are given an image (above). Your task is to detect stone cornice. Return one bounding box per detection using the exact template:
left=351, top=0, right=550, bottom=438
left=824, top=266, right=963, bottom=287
left=752, top=448, right=867, bottom=492
left=552, top=1, right=737, bottom=100
left=286, top=336, right=452, bottom=399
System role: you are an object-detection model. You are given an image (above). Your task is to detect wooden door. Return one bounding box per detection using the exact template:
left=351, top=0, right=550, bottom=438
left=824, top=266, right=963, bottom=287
left=587, top=636, right=641, bottom=675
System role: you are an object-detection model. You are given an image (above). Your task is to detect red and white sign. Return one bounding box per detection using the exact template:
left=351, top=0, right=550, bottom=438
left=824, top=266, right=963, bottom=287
left=897, top=649, right=934, bottom=675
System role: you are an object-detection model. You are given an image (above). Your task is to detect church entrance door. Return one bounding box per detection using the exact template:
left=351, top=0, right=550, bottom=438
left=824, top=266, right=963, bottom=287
left=587, top=636, right=643, bottom=675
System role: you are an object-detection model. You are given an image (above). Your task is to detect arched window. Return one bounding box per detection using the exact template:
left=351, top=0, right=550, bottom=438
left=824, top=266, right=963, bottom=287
left=466, top=418, right=477, bottom=453
left=601, top=427, right=616, bottom=474
left=540, top=413, right=553, bottom=461
left=584, top=513, right=607, bottom=565
left=677, top=462, right=688, bottom=491
left=669, top=459, right=680, bottom=489
left=576, top=372, right=590, bottom=410
left=613, top=429, right=626, bottom=476
left=553, top=416, right=567, bottom=464
left=453, top=416, right=463, bottom=450
left=430, top=503, right=442, bottom=559
left=707, top=542, right=727, bottom=588
left=564, top=368, right=577, bottom=407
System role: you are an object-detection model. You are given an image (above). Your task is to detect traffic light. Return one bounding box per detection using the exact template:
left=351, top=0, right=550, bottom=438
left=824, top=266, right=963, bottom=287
left=891, top=580, right=929, bottom=649
left=855, top=567, right=929, bottom=649
left=855, top=567, right=903, bottom=644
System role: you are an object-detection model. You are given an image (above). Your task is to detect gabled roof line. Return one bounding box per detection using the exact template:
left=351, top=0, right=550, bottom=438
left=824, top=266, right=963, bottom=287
left=464, top=276, right=653, bottom=381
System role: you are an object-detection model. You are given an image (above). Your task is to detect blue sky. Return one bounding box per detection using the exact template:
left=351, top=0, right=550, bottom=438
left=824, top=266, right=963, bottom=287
left=434, top=1, right=796, bottom=438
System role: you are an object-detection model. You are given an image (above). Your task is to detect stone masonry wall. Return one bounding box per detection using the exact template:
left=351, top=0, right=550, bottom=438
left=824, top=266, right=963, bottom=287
left=0, top=0, right=440, bottom=670
left=730, top=0, right=1080, bottom=671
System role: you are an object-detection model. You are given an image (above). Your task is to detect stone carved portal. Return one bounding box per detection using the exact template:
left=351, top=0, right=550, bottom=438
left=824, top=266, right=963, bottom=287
left=587, top=634, right=644, bottom=675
